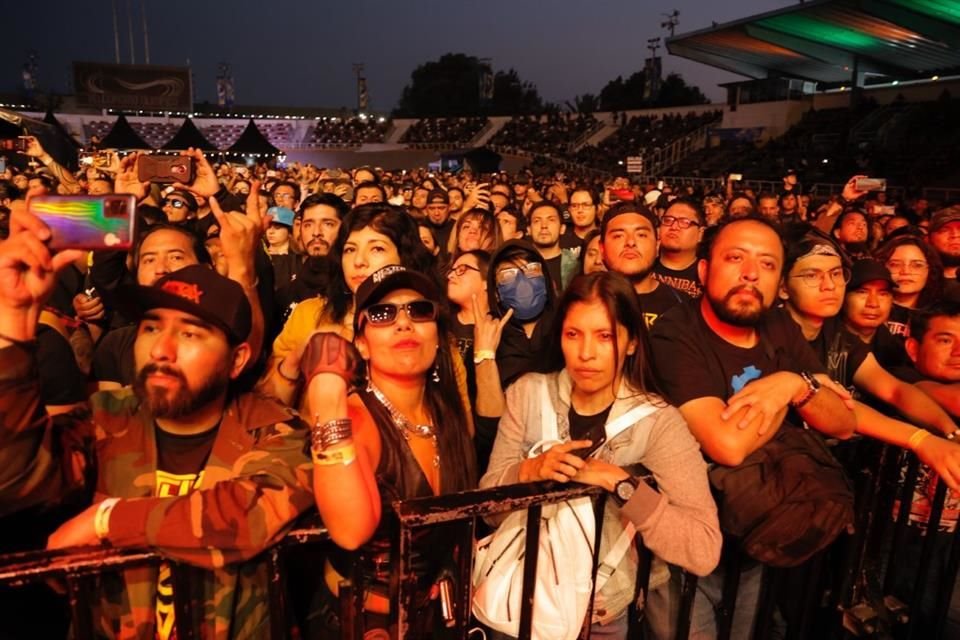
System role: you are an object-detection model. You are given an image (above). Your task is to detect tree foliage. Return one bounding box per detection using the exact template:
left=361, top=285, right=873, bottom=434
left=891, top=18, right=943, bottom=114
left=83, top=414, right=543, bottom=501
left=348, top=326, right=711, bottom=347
left=395, top=54, right=545, bottom=117
left=598, top=71, right=707, bottom=111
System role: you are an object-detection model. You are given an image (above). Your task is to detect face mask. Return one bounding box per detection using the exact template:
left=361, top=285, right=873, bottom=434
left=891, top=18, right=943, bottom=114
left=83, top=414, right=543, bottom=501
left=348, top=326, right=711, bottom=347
left=497, top=273, right=547, bottom=321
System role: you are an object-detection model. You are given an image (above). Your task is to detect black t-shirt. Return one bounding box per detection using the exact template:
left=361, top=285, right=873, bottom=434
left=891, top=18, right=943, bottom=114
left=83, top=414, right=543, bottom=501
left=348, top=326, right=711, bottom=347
left=652, top=259, right=702, bottom=299
left=92, top=324, right=137, bottom=386
left=805, top=315, right=872, bottom=389
left=568, top=405, right=613, bottom=453
left=156, top=423, right=219, bottom=477
left=884, top=304, right=913, bottom=342
left=268, top=252, right=300, bottom=291
left=871, top=324, right=911, bottom=371
left=36, top=325, right=86, bottom=406
left=636, top=282, right=684, bottom=329
left=559, top=228, right=586, bottom=251
left=543, top=254, right=563, bottom=294
left=650, top=301, right=826, bottom=408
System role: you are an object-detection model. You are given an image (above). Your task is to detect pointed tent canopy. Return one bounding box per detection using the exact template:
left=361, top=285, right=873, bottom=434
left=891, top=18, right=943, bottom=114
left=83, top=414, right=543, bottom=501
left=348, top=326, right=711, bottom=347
left=161, top=117, right=218, bottom=151
left=0, top=108, right=78, bottom=170
left=43, top=110, right=81, bottom=148
left=99, top=114, right=152, bottom=150
left=225, top=119, right=280, bottom=156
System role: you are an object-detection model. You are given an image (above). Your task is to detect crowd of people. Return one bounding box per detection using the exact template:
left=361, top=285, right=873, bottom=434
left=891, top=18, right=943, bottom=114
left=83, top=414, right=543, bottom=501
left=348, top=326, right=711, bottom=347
left=400, top=117, right=489, bottom=145
left=489, top=112, right=600, bottom=157
left=0, top=131, right=959, bottom=639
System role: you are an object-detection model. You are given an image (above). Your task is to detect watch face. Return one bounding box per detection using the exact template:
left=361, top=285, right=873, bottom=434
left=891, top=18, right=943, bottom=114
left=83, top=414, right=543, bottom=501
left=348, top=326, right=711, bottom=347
left=616, top=479, right=636, bottom=502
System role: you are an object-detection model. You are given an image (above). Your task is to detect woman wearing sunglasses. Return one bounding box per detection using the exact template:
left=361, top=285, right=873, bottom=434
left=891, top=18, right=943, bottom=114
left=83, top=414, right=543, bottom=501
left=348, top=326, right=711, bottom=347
left=481, top=271, right=721, bottom=639
left=259, top=204, right=438, bottom=410
left=301, top=265, right=477, bottom=638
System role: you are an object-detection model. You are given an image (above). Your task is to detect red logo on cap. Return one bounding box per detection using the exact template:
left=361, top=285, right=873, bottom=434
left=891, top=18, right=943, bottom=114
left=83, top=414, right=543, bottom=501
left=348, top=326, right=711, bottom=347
left=161, top=280, right=203, bottom=304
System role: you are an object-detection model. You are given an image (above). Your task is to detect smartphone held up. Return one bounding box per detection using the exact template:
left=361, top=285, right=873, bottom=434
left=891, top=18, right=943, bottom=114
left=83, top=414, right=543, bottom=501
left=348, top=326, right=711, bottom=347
left=29, top=195, right=137, bottom=251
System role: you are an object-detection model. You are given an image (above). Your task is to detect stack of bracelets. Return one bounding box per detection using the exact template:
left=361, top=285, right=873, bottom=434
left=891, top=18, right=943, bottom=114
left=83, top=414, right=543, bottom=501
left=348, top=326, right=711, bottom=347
left=311, top=417, right=356, bottom=466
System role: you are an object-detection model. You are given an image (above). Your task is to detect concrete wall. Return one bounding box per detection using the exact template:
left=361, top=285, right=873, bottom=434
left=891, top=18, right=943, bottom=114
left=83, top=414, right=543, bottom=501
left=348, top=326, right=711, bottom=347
left=719, top=100, right=812, bottom=140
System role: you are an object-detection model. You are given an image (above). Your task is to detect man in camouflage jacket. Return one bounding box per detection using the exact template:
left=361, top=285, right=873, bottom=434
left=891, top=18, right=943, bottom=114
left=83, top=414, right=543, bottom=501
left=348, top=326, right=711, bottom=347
left=0, top=213, right=314, bottom=639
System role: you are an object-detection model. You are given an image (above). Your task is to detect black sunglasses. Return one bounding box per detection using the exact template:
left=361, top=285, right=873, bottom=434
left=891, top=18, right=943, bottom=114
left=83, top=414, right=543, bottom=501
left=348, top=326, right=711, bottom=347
left=361, top=299, right=438, bottom=327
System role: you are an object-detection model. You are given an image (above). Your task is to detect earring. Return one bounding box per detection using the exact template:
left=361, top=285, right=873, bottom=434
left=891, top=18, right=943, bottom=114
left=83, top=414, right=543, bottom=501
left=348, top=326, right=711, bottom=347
left=432, top=364, right=440, bottom=383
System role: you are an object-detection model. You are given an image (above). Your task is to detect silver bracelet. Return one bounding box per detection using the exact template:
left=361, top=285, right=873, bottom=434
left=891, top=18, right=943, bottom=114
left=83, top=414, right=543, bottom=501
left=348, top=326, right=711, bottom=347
left=311, top=418, right=353, bottom=452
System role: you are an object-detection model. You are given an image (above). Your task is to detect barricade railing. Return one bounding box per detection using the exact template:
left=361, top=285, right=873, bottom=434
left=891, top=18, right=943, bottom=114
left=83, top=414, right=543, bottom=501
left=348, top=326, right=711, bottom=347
left=0, top=437, right=957, bottom=639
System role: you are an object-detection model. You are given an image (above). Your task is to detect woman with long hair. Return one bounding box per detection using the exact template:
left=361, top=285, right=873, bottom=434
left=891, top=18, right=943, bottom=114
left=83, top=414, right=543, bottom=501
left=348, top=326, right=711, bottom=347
left=258, top=203, right=438, bottom=409
left=874, top=233, right=945, bottom=340
left=446, top=208, right=502, bottom=257
left=480, top=271, right=721, bottom=639
left=302, top=266, right=477, bottom=637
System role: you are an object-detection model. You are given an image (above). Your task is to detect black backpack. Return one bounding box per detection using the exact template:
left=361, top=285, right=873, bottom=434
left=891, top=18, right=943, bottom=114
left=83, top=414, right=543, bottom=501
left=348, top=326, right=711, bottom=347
left=709, top=425, right=854, bottom=567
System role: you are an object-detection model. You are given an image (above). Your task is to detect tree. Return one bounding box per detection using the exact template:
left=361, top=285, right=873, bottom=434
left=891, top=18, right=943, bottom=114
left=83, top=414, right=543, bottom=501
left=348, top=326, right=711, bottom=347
left=597, top=70, right=707, bottom=111
left=566, top=93, right=599, bottom=114
left=395, top=54, right=545, bottom=117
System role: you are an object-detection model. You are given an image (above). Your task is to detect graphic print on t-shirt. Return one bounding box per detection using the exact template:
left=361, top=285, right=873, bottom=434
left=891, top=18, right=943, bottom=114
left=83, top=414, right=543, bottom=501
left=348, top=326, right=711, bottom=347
left=731, top=365, right=762, bottom=393
left=155, top=469, right=205, bottom=640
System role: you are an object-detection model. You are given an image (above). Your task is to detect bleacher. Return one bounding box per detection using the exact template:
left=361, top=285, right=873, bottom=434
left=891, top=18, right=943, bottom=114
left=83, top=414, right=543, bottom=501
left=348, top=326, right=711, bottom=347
left=489, top=113, right=598, bottom=156
left=308, top=117, right=388, bottom=145
left=201, top=122, right=246, bottom=148
left=574, top=111, right=721, bottom=173
left=400, top=117, right=487, bottom=144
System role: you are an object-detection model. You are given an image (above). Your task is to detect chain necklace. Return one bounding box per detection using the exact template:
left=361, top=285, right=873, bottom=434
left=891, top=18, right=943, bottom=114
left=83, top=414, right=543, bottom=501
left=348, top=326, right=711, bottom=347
left=367, top=382, right=439, bottom=468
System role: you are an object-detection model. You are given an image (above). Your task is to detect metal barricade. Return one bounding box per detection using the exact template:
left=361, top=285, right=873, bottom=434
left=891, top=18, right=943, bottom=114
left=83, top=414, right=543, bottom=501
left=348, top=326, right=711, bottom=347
left=0, top=439, right=957, bottom=639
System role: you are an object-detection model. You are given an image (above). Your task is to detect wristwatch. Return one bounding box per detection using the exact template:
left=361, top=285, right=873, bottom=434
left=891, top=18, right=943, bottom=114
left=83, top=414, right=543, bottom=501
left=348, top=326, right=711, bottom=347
left=611, top=477, right=640, bottom=507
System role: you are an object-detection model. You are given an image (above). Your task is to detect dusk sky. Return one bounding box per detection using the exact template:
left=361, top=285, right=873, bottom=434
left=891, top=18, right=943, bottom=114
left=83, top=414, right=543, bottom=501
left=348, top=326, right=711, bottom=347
left=5, top=0, right=797, bottom=111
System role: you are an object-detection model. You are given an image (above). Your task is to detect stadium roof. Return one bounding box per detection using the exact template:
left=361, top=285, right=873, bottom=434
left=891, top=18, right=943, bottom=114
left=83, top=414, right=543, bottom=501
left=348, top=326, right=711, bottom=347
left=667, top=0, right=960, bottom=85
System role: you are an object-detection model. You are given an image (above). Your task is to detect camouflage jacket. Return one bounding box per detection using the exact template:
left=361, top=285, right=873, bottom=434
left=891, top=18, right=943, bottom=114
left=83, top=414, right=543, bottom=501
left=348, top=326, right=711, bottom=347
left=0, top=343, right=315, bottom=639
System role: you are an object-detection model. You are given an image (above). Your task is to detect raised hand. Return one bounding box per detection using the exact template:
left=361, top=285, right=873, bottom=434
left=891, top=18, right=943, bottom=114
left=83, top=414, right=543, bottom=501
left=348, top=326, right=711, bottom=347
left=172, top=148, right=220, bottom=197
left=0, top=206, right=84, bottom=341
left=472, top=294, right=512, bottom=354
left=300, top=332, right=361, bottom=385
left=914, top=435, right=960, bottom=492
left=114, top=152, right=149, bottom=201
left=208, top=194, right=261, bottom=284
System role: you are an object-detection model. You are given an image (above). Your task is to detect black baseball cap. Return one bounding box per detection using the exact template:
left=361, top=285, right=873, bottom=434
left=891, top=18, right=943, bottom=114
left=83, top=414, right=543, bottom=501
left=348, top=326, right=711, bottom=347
left=847, top=259, right=896, bottom=291
left=354, top=265, right=441, bottom=333
left=123, top=264, right=252, bottom=344
left=426, top=190, right=449, bottom=205
left=600, top=201, right=659, bottom=239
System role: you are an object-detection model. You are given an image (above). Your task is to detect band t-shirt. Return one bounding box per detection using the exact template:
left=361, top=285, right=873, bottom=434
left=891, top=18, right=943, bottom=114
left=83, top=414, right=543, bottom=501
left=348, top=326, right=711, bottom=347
left=568, top=405, right=613, bottom=456
left=636, top=283, right=685, bottom=330
left=885, top=365, right=960, bottom=534
left=154, top=424, right=219, bottom=640
left=804, top=315, right=871, bottom=389
left=650, top=302, right=826, bottom=410
left=884, top=304, right=913, bottom=342
left=652, top=260, right=702, bottom=299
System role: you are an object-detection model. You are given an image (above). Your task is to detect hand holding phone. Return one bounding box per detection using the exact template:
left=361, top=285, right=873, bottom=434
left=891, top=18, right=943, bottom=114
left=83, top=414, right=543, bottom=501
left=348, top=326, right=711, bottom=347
left=29, top=195, right=137, bottom=250
left=138, top=155, right=197, bottom=184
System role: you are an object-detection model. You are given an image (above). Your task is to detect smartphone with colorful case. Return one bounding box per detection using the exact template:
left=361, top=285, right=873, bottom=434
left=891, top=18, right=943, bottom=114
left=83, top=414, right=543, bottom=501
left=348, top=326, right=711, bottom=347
left=29, top=195, right=137, bottom=251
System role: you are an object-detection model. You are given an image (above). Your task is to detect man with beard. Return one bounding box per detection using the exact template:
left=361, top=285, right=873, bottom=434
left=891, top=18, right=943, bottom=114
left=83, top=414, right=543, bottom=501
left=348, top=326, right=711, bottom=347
left=275, top=193, right=350, bottom=321
left=601, top=201, right=684, bottom=327
left=424, top=190, right=454, bottom=253
left=648, top=216, right=857, bottom=638
left=0, top=214, right=314, bottom=638
left=528, top=201, right=578, bottom=292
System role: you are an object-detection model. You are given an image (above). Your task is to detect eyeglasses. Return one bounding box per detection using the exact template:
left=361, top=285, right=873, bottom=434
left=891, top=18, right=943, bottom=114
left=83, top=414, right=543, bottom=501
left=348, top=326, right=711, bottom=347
left=361, top=300, right=438, bottom=327
left=886, top=260, right=928, bottom=273
left=495, top=262, right=543, bottom=285
left=446, top=263, right=481, bottom=279
left=568, top=202, right=594, bottom=209
left=164, top=199, right=187, bottom=209
left=790, top=267, right=851, bottom=288
left=660, top=215, right=701, bottom=230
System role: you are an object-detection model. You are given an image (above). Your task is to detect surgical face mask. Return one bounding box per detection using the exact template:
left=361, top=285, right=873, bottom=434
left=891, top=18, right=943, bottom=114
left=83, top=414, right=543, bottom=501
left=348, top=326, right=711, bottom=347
left=496, top=264, right=548, bottom=321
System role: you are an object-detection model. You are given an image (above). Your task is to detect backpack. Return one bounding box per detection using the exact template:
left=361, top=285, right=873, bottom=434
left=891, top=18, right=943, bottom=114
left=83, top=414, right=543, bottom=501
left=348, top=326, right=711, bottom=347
left=472, top=377, right=657, bottom=639
left=708, top=426, right=854, bottom=568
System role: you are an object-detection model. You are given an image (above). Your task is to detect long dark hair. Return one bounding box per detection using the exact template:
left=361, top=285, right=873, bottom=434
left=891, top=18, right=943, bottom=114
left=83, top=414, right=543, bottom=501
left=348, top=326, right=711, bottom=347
left=321, top=204, right=440, bottom=325
left=550, top=272, right=664, bottom=402
left=874, top=234, right=945, bottom=309
left=359, top=292, right=477, bottom=494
